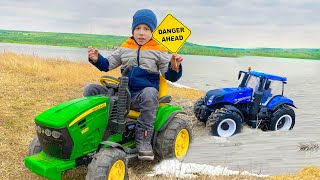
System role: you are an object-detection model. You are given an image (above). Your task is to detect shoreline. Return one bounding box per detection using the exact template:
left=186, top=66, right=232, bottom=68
left=1, top=42, right=319, bottom=64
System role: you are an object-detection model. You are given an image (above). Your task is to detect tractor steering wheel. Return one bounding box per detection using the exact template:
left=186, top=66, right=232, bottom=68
left=100, top=76, right=120, bottom=89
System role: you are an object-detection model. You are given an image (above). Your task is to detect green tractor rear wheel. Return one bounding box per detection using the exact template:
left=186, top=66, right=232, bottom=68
left=86, top=148, right=128, bottom=180
left=155, top=117, right=191, bottom=160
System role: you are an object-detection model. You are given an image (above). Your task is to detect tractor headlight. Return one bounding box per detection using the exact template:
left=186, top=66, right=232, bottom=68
left=45, top=129, right=52, bottom=136
left=52, top=131, right=61, bottom=139
left=207, top=95, right=215, bottom=105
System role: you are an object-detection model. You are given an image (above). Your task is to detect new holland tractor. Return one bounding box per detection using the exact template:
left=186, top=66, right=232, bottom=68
left=193, top=68, right=296, bottom=137
left=24, top=75, right=191, bottom=180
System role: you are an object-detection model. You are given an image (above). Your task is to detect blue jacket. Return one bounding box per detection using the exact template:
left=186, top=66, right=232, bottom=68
left=89, top=37, right=182, bottom=94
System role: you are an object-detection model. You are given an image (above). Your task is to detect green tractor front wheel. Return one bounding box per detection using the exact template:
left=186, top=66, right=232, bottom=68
left=155, top=117, right=191, bottom=160
left=86, top=148, right=128, bottom=180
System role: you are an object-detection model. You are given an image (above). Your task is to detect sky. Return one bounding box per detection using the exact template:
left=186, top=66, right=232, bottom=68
left=0, top=0, right=319, bottom=48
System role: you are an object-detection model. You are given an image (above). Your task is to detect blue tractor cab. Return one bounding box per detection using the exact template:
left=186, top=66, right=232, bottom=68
left=194, top=68, right=296, bottom=137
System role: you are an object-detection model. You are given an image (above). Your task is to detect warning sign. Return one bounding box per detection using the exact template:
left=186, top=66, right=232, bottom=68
left=152, top=14, right=191, bottom=53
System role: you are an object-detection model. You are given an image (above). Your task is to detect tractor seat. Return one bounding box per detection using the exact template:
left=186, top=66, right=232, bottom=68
left=127, top=75, right=171, bottom=119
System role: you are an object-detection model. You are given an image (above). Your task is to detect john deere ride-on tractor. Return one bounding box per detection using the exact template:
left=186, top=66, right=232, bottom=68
left=25, top=75, right=191, bottom=180
left=194, top=68, right=296, bottom=137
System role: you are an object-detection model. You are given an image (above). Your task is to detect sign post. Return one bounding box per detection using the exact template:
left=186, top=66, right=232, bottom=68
left=152, top=14, right=191, bottom=53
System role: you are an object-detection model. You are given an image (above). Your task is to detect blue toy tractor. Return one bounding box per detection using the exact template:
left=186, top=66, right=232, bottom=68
left=193, top=68, right=296, bottom=137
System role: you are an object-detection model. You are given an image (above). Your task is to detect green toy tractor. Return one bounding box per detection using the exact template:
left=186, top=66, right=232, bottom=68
left=24, top=75, right=191, bottom=180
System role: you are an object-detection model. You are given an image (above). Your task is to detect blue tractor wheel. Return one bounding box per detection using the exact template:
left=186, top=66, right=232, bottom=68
left=193, top=97, right=209, bottom=123
left=269, top=105, right=295, bottom=131
left=207, top=108, right=243, bottom=137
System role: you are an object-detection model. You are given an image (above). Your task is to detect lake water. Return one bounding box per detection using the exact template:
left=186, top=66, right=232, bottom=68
left=2, top=42, right=320, bottom=175
left=1, top=42, right=319, bottom=91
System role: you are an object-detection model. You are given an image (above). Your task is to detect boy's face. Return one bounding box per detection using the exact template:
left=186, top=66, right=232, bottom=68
left=133, top=24, right=152, bottom=45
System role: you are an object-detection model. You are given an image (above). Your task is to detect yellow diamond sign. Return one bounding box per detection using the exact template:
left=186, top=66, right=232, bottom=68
left=153, top=14, right=191, bottom=53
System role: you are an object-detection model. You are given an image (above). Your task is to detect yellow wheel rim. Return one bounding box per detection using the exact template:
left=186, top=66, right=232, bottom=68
left=108, top=159, right=125, bottom=180
left=174, top=128, right=190, bottom=159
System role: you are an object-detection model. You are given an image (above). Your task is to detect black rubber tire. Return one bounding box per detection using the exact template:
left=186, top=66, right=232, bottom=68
left=28, top=135, right=42, bottom=155
left=86, top=148, right=128, bottom=180
left=193, top=97, right=208, bottom=123
left=269, top=105, right=295, bottom=131
left=207, top=108, right=243, bottom=137
left=155, top=117, right=192, bottom=160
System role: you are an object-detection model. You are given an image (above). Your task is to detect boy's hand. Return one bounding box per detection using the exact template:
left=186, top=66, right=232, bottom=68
left=88, top=46, right=99, bottom=62
left=170, top=54, right=183, bottom=72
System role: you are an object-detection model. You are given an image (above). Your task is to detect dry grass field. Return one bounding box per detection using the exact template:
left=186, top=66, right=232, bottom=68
left=0, top=52, right=319, bottom=179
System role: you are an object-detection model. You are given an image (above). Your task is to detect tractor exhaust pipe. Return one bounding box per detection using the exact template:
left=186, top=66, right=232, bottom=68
left=116, top=76, right=129, bottom=133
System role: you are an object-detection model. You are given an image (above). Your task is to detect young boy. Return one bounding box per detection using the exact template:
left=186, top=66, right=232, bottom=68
left=84, top=9, right=183, bottom=160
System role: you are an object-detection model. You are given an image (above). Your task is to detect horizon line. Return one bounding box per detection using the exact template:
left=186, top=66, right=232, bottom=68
left=1, top=28, right=319, bottom=50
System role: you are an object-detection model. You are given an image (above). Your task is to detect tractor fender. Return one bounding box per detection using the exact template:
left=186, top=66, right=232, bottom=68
left=267, top=95, right=297, bottom=111
left=223, top=105, right=244, bottom=121
left=152, top=109, right=185, bottom=149
left=153, top=105, right=184, bottom=131
left=158, top=110, right=186, bottom=131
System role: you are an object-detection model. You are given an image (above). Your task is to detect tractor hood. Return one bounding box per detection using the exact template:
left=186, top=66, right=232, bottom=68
left=35, top=96, right=109, bottom=128
left=205, top=87, right=252, bottom=106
